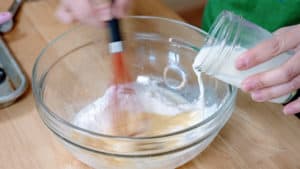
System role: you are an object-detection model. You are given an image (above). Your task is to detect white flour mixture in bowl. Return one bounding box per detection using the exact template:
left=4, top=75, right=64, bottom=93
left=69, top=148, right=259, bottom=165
left=73, top=82, right=206, bottom=137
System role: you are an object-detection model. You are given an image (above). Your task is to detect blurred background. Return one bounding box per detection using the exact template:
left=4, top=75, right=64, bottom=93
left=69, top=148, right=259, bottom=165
left=1, top=0, right=206, bottom=27
left=161, top=0, right=207, bottom=26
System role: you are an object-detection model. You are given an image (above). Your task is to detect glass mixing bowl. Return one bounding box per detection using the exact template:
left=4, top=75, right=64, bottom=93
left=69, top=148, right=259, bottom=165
left=32, top=16, right=237, bottom=169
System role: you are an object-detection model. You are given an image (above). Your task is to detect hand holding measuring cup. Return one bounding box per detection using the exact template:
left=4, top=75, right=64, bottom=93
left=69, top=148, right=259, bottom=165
left=56, top=0, right=132, bottom=26
left=237, top=24, right=300, bottom=115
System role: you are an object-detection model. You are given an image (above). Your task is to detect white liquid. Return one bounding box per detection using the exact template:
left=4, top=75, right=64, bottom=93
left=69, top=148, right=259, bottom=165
left=193, top=45, right=293, bottom=103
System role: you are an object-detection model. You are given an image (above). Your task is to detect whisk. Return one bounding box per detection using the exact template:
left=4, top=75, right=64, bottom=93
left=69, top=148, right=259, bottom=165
left=106, top=0, right=144, bottom=136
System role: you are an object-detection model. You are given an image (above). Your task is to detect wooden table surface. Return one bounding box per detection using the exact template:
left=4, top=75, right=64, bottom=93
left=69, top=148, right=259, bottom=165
left=1, top=0, right=300, bottom=169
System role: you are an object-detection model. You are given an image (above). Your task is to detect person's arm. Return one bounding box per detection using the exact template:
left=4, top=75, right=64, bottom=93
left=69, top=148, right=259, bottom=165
left=236, top=24, right=300, bottom=115
left=0, top=12, right=12, bottom=25
left=56, top=0, right=131, bottom=26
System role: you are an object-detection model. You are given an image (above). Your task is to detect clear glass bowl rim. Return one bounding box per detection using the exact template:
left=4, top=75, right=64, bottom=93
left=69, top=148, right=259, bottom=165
left=32, top=15, right=238, bottom=140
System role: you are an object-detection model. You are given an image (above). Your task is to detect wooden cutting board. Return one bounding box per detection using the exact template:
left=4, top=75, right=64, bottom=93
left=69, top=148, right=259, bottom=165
left=0, top=0, right=299, bottom=169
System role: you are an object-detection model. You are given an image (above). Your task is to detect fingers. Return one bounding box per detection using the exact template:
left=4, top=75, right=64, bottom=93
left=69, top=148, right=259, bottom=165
left=283, top=98, right=300, bottom=115
left=92, top=3, right=112, bottom=21
left=69, top=0, right=93, bottom=21
left=113, top=0, right=132, bottom=18
left=236, top=25, right=300, bottom=70
left=249, top=74, right=300, bottom=102
left=0, top=12, right=12, bottom=25
left=56, top=4, right=74, bottom=24
left=80, top=3, right=111, bottom=26
left=294, top=44, right=300, bottom=52
left=241, top=49, right=300, bottom=92
left=56, top=0, right=108, bottom=26
left=56, top=0, right=131, bottom=25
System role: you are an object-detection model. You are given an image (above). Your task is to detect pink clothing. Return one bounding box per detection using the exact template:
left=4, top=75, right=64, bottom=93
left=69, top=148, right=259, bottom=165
left=0, top=12, right=12, bottom=25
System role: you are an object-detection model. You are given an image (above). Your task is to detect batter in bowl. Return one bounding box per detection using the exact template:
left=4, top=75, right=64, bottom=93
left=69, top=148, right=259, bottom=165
left=73, top=82, right=205, bottom=137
